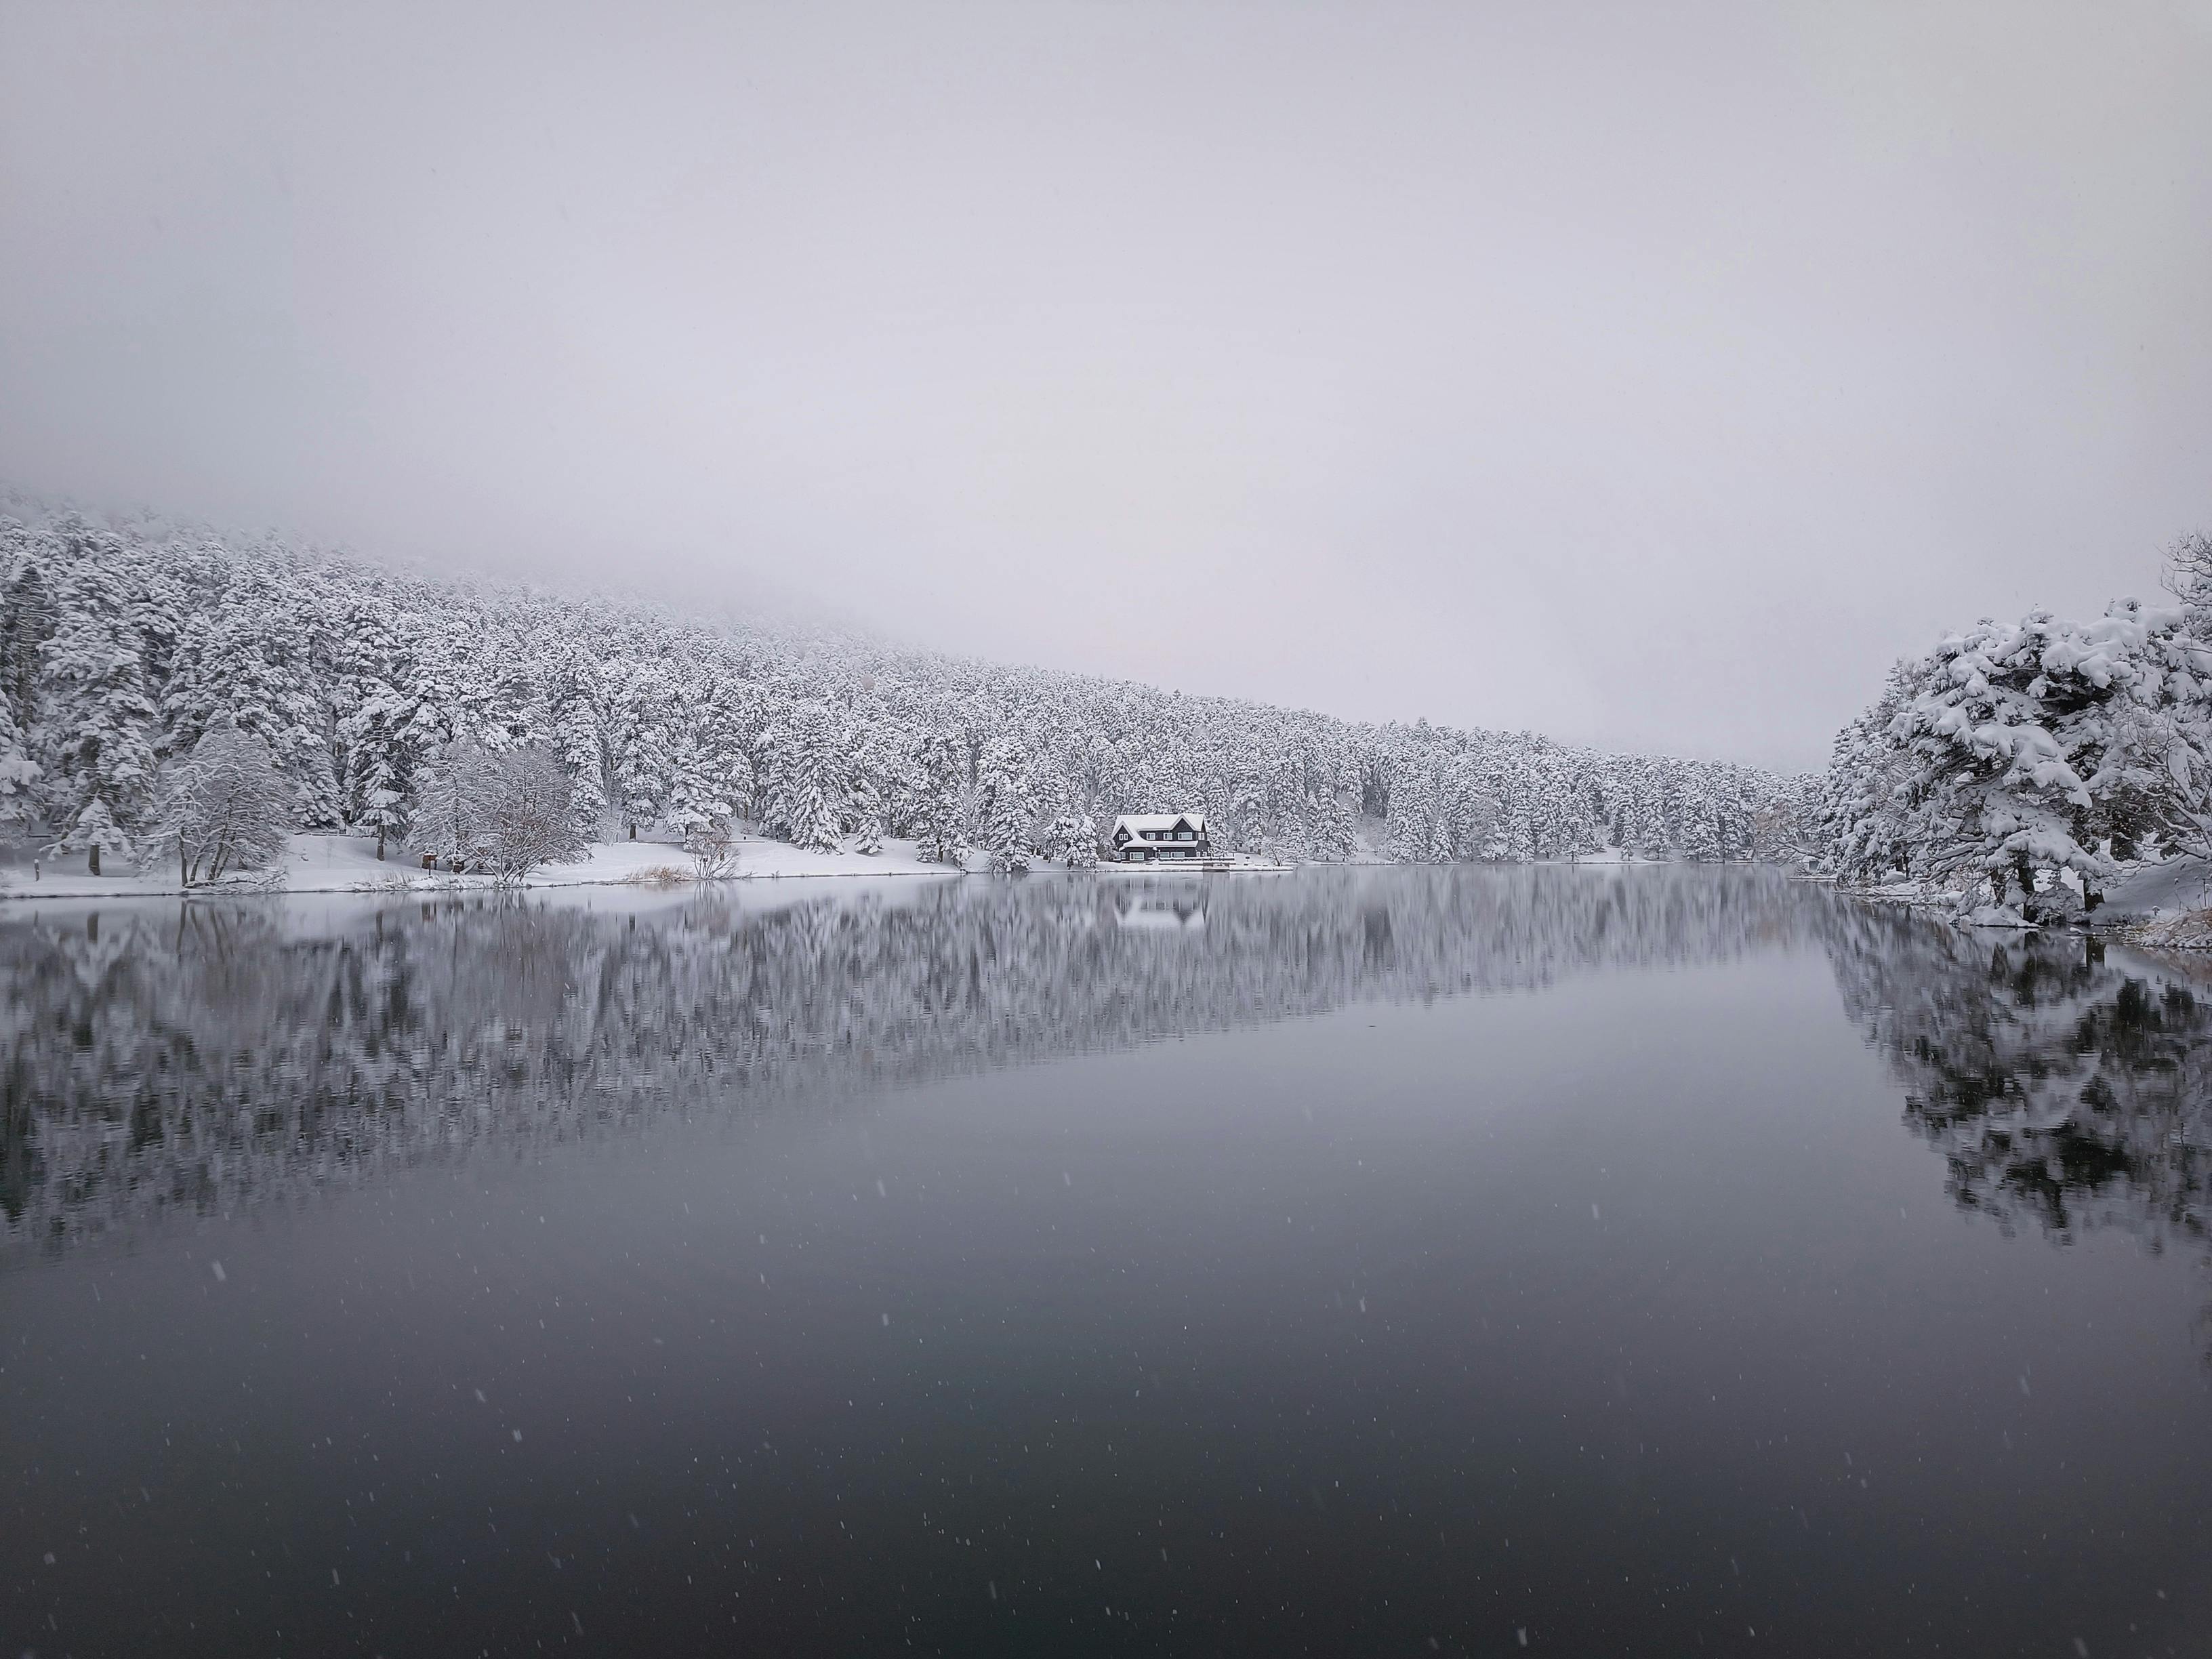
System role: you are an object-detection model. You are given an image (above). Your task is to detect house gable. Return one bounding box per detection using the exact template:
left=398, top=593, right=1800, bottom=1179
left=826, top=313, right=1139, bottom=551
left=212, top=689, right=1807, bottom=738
left=1109, top=812, right=1210, bottom=857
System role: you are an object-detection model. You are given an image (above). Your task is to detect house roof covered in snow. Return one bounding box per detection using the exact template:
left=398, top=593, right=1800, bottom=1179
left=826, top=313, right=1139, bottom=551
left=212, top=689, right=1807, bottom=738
left=1112, top=813, right=1206, bottom=838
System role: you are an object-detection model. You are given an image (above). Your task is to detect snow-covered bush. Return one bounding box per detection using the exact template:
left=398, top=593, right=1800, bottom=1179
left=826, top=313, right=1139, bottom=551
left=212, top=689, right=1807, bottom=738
left=689, top=832, right=741, bottom=881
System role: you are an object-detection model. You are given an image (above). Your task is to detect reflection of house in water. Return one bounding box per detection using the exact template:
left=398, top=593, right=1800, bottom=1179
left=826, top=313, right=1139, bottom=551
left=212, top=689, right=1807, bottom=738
left=1111, top=888, right=1209, bottom=932
left=1, top=867, right=1845, bottom=1258
left=1109, top=813, right=1209, bottom=863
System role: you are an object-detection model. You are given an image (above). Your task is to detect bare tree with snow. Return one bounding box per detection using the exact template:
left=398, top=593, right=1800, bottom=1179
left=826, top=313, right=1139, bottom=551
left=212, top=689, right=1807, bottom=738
left=476, top=745, right=588, bottom=884
left=146, top=722, right=296, bottom=886
left=410, top=739, right=586, bottom=884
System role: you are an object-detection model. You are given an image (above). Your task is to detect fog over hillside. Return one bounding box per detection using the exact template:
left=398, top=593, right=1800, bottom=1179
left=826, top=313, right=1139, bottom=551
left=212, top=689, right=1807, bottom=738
left=5, top=3, right=2205, bottom=766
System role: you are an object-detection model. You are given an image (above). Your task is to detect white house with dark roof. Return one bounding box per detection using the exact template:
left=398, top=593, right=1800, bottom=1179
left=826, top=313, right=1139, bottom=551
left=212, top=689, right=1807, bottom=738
left=1109, top=813, right=1209, bottom=862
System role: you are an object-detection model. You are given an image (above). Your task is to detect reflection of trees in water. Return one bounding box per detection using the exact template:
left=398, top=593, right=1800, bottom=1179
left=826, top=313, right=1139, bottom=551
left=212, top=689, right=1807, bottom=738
left=12, top=871, right=2212, bottom=1275
left=1823, top=905, right=2212, bottom=1252
left=2, top=867, right=1830, bottom=1256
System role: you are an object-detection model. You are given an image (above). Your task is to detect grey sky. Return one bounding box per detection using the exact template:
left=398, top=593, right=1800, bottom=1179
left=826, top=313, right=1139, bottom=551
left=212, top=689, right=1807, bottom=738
left=3, top=1, right=2208, bottom=769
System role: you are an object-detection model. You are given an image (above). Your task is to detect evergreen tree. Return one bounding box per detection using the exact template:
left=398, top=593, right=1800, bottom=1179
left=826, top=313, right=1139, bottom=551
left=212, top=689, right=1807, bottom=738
left=910, top=730, right=967, bottom=865
left=40, top=558, right=159, bottom=874
left=161, top=580, right=335, bottom=823
left=332, top=598, right=438, bottom=859
left=600, top=659, right=674, bottom=838
left=763, top=702, right=846, bottom=853
left=0, top=692, right=40, bottom=832
left=665, top=731, right=735, bottom=851
left=546, top=655, right=611, bottom=838
left=1042, top=811, right=1099, bottom=867
left=978, top=740, right=1033, bottom=873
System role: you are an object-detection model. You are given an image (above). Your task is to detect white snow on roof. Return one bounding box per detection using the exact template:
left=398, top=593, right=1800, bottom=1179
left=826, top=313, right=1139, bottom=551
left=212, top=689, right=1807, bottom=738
left=1113, top=813, right=1206, bottom=835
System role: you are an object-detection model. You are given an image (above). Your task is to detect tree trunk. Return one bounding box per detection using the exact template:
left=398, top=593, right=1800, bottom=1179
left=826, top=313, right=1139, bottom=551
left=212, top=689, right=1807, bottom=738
left=376, top=827, right=386, bottom=861
left=88, top=844, right=99, bottom=877
left=628, top=822, right=637, bottom=841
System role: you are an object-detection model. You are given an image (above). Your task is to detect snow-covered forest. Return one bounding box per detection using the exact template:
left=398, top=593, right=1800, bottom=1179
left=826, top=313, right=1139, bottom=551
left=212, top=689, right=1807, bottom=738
left=0, top=506, right=1801, bottom=875
left=1810, top=534, right=2212, bottom=921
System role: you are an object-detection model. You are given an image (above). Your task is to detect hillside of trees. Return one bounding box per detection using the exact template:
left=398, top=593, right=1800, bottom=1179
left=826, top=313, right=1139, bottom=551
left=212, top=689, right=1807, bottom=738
left=0, top=505, right=1801, bottom=873
left=1811, top=534, right=2212, bottom=922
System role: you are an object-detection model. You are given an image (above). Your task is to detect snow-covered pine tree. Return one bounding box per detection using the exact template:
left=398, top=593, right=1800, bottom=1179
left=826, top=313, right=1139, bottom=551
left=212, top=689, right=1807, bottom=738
left=1229, top=775, right=1268, bottom=857
left=0, top=691, right=40, bottom=832
left=1813, top=657, right=1933, bottom=884
left=1679, top=777, right=1724, bottom=862
left=39, top=556, right=159, bottom=874
left=546, top=655, right=611, bottom=839
left=0, top=520, right=57, bottom=747
left=332, top=597, right=441, bottom=859
left=1042, top=811, right=1099, bottom=867
left=1441, top=758, right=1496, bottom=861
left=1386, top=756, right=1440, bottom=862
left=665, top=730, right=735, bottom=851
left=160, top=578, right=337, bottom=825
left=763, top=701, right=846, bottom=853
left=846, top=769, right=884, bottom=854
left=909, top=729, right=967, bottom=865
left=600, top=659, right=674, bottom=839
left=978, top=739, right=1034, bottom=873
left=1312, top=751, right=1359, bottom=862
left=1877, top=607, right=2182, bottom=916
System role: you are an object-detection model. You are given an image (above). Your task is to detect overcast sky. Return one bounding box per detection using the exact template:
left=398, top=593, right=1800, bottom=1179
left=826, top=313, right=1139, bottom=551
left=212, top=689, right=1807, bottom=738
left=3, top=1, right=2208, bottom=768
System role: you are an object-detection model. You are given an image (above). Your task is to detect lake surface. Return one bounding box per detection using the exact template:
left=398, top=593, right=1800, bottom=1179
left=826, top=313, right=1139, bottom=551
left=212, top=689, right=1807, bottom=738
left=3, top=867, right=2209, bottom=1656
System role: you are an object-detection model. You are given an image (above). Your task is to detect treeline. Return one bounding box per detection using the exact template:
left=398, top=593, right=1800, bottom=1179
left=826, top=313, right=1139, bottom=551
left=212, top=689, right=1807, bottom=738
left=0, top=506, right=1800, bottom=872
left=1811, top=533, right=2212, bottom=918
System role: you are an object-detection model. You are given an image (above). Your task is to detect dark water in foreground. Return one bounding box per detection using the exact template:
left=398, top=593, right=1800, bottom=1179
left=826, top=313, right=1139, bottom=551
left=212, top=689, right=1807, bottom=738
left=3, top=867, right=2209, bottom=1657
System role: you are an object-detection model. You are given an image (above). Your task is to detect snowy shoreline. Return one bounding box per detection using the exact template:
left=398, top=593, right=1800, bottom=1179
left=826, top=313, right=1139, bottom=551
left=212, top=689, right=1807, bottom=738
left=1815, top=855, right=2212, bottom=949
left=0, top=835, right=1785, bottom=906
left=0, top=831, right=1316, bottom=903
left=20, top=838, right=2210, bottom=945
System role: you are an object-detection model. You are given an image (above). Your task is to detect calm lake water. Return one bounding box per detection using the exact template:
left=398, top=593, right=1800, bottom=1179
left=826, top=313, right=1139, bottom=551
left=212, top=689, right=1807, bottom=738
left=3, top=867, right=2209, bottom=1657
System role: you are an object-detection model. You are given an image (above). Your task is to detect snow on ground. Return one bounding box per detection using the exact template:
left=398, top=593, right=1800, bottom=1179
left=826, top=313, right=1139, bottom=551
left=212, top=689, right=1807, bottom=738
left=0, top=833, right=1737, bottom=905
left=2101, top=855, right=2212, bottom=947
left=0, top=832, right=1320, bottom=904
left=2100, top=855, right=2212, bottom=922
left=0, top=832, right=975, bottom=903
left=1816, top=855, right=2212, bottom=945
